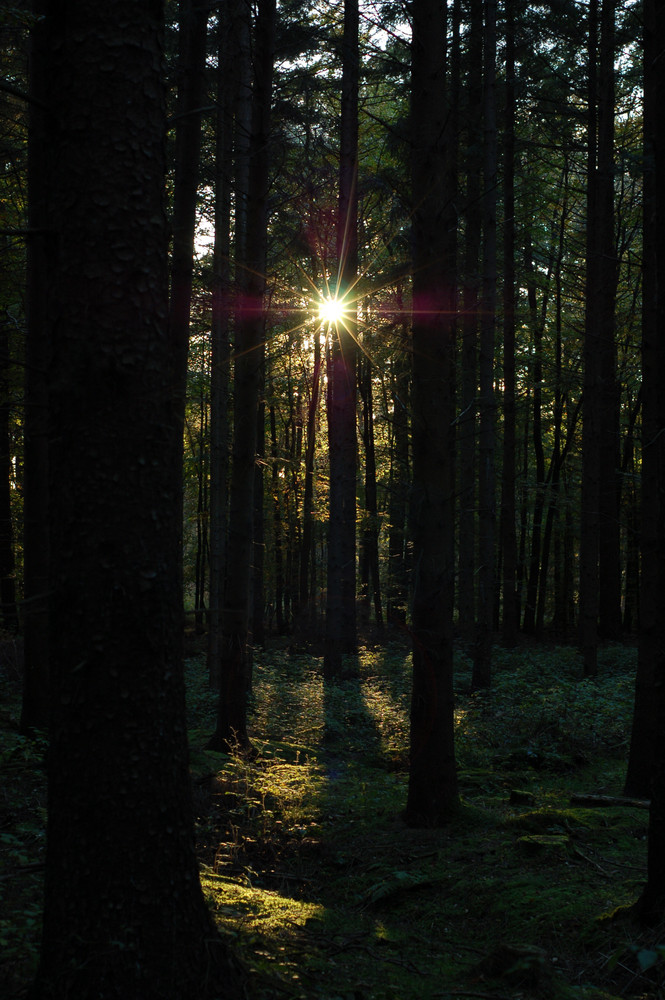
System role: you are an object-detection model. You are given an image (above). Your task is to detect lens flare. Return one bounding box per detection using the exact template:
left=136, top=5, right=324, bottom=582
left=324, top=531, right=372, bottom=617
left=317, top=294, right=347, bottom=327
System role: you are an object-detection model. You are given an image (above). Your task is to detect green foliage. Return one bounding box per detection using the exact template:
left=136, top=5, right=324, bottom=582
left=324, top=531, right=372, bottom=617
left=455, top=645, right=635, bottom=775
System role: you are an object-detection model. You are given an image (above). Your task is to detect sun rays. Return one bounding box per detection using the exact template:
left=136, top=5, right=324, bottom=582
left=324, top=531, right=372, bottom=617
left=317, top=291, right=350, bottom=328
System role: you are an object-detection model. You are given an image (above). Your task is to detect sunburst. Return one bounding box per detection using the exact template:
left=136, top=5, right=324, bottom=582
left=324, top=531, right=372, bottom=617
left=317, top=292, right=349, bottom=328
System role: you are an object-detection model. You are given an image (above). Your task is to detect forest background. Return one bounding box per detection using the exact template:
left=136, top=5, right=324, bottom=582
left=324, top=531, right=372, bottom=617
left=3, top=0, right=665, bottom=997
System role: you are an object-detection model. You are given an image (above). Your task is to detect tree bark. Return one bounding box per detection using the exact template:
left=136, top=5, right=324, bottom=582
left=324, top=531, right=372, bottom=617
left=0, top=314, right=17, bottom=634
left=21, top=0, right=50, bottom=734
left=210, top=0, right=275, bottom=749
left=624, top=0, right=665, bottom=804
left=500, top=0, right=518, bottom=646
left=629, top=0, right=665, bottom=925
left=579, top=0, right=601, bottom=677
left=406, top=0, right=459, bottom=826
left=457, top=0, right=482, bottom=641
left=324, top=0, right=359, bottom=679
left=359, top=352, right=383, bottom=627
left=207, top=5, right=234, bottom=688
left=386, top=318, right=409, bottom=627
left=28, top=4, right=240, bottom=996
left=596, top=0, right=621, bottom=641
left=169, top=0, right=209, bottom=418
left=471, top=0, right=498, bottom=690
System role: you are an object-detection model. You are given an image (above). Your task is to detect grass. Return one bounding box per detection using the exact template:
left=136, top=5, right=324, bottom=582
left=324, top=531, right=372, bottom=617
left=2, top=636, right=665, bottom=998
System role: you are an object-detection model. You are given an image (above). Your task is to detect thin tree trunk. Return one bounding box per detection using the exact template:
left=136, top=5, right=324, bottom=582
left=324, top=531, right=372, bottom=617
left=210, top=0, right=275, bottom=749
left=168, top=0, right=208, bottom=417
left=359, top=353, right=383, bottom=627
left=21, top=0, right=50, bottom=733
left=252, top=393, right=266, bottom=649
left=471, top=0, right=497, bottom=690
left=207, top=6, right=234, bottom=689
left=596, top=0, right=621, bottom=641
left=386, top=320, right=409, bottom=627
left=324, top=0, right=359, bottom=679
left=270, top=401, right=286, bottom=633
left=500, top=0, right=517, bottom=646
left=298, top=327, right=322, bottom=623
left=580, top=0, right=601, bottom=677
left=457, top=0, right=483, bottom=640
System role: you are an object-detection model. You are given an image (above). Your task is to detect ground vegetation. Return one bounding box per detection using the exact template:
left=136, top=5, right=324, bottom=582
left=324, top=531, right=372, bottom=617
left=3, top=639, right=664, bottom=999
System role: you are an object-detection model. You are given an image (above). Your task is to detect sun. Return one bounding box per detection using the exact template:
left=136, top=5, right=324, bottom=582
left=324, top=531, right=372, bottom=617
left=317, top=294, right=348, bottom=327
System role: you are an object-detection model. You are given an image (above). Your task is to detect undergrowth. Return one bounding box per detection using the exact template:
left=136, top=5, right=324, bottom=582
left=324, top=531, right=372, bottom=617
left=3, top=638, right=664, bottom=999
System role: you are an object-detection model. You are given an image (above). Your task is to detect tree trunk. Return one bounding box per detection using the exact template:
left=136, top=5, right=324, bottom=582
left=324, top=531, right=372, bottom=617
left=210, top=0, right=275, bottom=749
left=629, top=0, right=665, bottom=923
left=0, top=315, right=17, bottom=634
left=386, top=319, right=409, bottom=627
left=21, top=0, right=50, bottom=733
left=298, top=324, right=322, bottom=626
left=207, top=6, right=234, bottom=689
left=579, top=0, right=601, bottom=677
left=596, top=0, right=621, bottom=641
left=500, top=0, right=517, bottom=646
left=522, top=238, right=547, bottom=636
left=359, top=352, right=383, bottom=627
left=471, top=0, right=498, bottom=690
left=406, top=0, right=459, bottom=826
left=624, top=0, right=665, bottom=804
left=28, top=5, right=241, bottom=996
left=168, top=0, right=209, bottom=418
left=324, top=0, right=359, bottom=679
left=457, top=0, right=482, bottom=641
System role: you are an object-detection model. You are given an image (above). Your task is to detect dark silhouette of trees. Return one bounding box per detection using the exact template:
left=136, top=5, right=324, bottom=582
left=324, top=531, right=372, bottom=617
left=627, top=0, right=665, bottom=925
left=27, top=4, right=241, bottom=996
left=471, top=0, right=498, bottom=690
left=624, top=0, right=664, bottom=805
left=406, top=0, right=459, bottom=826
left=209, top=0, right=276, bottom=749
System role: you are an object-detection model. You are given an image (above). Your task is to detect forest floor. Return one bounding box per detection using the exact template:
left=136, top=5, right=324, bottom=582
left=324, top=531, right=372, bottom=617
left=2, top=634, right=665, bottom=999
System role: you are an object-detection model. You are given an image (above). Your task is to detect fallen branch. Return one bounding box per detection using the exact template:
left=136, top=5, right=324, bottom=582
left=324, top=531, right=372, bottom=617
left=570, top=793, right=649, bottom=809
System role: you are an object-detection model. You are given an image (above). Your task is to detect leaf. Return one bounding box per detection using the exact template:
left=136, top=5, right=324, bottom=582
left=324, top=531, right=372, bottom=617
left=637, top=948, right=661, bottom=972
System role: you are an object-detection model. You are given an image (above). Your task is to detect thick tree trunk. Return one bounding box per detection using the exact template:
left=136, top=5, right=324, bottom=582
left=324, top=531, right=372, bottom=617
left=406, top=0, right=459, bottom=826
left=28, top=5, right=240, bottom=996
left=629, top=0, right=665, bottom=924
left=624, top=0, right=665, bottom=804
